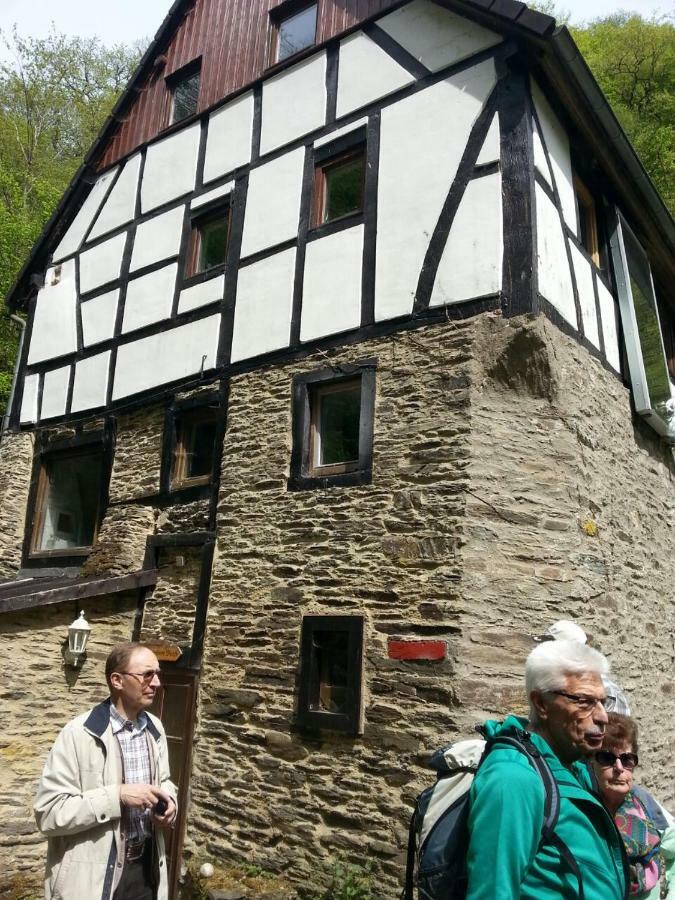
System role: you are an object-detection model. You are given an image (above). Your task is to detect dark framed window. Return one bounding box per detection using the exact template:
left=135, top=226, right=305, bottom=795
left=186, top=203, right=231, bottom=278
left=170, top=407, right=219, bottom=489
left=312, top=147, right=366, bottom=228
left=297, top=615, right=364, bottom=734
left=167, top=60, right=201, bottom=125
left=288, top=361, right=376, bottom=491
left=29, top=445, right=105, bottom=556
left=574, top=174, right=600, bottom=266
left=270, top=1, right=318, bottom=64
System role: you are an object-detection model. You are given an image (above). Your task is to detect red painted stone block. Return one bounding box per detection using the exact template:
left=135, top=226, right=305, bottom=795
left=388, top=639, right=447, bottom=661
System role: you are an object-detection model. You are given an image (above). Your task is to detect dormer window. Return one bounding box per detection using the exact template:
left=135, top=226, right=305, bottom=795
left=167, top=61, right=201, bottom=125
left=271, top=2, right=318, bottom=64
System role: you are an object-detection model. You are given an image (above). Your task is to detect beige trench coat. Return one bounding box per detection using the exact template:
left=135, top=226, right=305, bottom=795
left=34, top=699, right=177, bottom=900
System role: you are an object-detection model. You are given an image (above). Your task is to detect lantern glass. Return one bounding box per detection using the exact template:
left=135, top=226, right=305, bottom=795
left=68, top=611, right=91, bottom=656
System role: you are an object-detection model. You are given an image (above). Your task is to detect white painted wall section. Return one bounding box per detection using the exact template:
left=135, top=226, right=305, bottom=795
left=231, top=249, right=296, bottom=362
left=40, top=366, right=70, bottom=420
left=531, top=80, right=576, bottom=233
left=430, top=173, right=502, bottom=307
left=375, top=59, right=497, bottom=321
left=597, top=279, right=621, bottom=372
left=79, top=232, right=126, bottom=294
left=301, top=226, right=364, bottom=341
left=52, top=168, right=117, bottom=262
left=20, top=374, right=39, bottom=424
left=71, top=351, right=110, bottom=412
left=261, top=54, right=326, bottom=154
left=570, top=241, right=600, bottom=349
left=203, top=91, right=253, bottom=184
left=191, top=181, right=233, bottom=210
left=82, top=290, right=119, bottom=347
left=122, top=264, right=178, bottom=333
left=178, top=274, right=225, bottom=314
left=130, top=205, right=185, bottom=272
left=314, top=117, right=368, bottom=149
left=28, top=260, right=78, bottom=364
left=141, top=124, right=200, bottom=213
left=533, top=121, right=551, bottom=188
left=476, top=115, right=500, bottom=166
left=113, top=315, right=220, bottom=400
left=89, top=155, right=141, bottom=241
left=535, top=184, right=578, bottom=328
left=377, top=0, right=501, bottom=72
left=337, top=32, right=412, bottom=119
left=240, top=149, right=304, bottom=258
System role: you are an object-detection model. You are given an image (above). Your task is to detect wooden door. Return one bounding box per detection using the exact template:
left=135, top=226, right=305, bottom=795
left=150, top=668, right=198, bottom=898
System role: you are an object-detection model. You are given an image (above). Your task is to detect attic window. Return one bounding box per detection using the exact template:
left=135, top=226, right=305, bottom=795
left=271, top=2, right=318, bottom=64
left=168, top=61, right=201, bottom=125
left=574, top=175, right=600, bottom=266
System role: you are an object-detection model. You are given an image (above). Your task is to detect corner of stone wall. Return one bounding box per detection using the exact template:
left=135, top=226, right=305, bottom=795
left=0, top=430, right=34, bottom=579
left=81, top=505, right=156, bottom=577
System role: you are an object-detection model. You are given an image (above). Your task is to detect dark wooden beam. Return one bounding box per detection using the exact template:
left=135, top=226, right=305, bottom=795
left=0, top=569, right=158, bottom=615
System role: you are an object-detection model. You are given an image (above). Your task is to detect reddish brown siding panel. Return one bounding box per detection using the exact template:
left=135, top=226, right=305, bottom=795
left=97, top=0, right=399, bottom=170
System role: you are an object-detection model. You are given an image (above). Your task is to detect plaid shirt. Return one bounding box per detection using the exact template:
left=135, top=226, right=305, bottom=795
left=110, top=704, right=152, bottom=845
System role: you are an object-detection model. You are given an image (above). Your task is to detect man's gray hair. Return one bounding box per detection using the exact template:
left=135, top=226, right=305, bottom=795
left=525, top=639, right=609, bottom=723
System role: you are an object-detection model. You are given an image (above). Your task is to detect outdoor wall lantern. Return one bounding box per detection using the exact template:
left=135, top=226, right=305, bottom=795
left=65, top=610, right=91, bottom=668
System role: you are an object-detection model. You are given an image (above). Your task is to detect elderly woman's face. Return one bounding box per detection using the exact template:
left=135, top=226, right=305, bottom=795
left=592, top=741, right=636, bottom=810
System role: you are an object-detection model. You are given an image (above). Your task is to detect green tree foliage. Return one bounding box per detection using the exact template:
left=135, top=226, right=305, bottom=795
left=0, top=29, right=140, bottom=413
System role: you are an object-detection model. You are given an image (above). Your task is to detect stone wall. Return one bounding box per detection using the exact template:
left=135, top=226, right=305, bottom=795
left=0, top=595, right=138, bottom=896
left=0, top=431, right=34, bottom=579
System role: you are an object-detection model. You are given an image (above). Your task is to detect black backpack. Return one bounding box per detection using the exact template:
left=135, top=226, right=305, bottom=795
left=402, top=727, right=584, bottom=900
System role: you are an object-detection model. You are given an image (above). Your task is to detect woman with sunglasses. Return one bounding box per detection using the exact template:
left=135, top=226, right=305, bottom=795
left=592, top=713, right=671, bottom=898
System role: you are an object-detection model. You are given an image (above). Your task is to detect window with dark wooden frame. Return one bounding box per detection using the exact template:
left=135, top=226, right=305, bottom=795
left=270, top=2, right=318, bottom=65
left=167, top=61, right=201, bottom=126
left=297, top=615, right=364, bottom=734
left=312, top=146, right=366, bottom=228
left=574, top=174, right=600, bottom=266
left=186, top=202, right=232, bottom=278
left=30, top=446, right=105, bottom=556
left=170, top=407, right=219, bottom=489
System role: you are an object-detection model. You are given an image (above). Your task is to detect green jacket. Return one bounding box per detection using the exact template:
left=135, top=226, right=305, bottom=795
left=465, top=716, right=628, bottom=900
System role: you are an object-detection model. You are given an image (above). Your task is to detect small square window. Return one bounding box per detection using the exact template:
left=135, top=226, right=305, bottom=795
left=312, top=148, right=366, bottom=227
left=30, top=447, right=104, bottom=555
left=289, top=363, right=376, bottom=491
left=186, top=203, right=231, bottom=278
left=272, top=3, right=317, bottom=64
left=574, top=175, right=600, bottom=266
left=171, top=408, right=218, bottom=489
left=168, top=63, right=201, bottom=125
left=297, top=615, right=364, bottom=734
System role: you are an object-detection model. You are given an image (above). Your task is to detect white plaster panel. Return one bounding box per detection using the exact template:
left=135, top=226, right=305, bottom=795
left=40, top=366, right=71, bottom=420
left=431, top=173, right=502, bottom=307
left=82, top=289, right=119, bottom=347
left=79, top=232, right=126, bottom=295
left=141, top=124, right=200, bottom=213
left=476, top=114, right=500, bottom=166
left=130, top=206, right=185, bottom=272
left=122, top=264, right=178, bottom=334
left=191, top=181, right=233, bottom=210
left=531, top=80, right=576, bottom=232
left=240, top=149, right=304, bottom=258
left=178, top=274, right=225, bottom=314
left=598, top=278, right=621, bottom=372
left=89, top=155, right=141, bottom=241
left=533, top=123, right=551, bottom=187
left=203, top=91, right=253, bottom=184
left=261, top=54, right=326, bottom=155
left=52, top=168, right=118, bottom=262
left=375, top=59, right=497, bottom=322
left=314, top=117, right=368, bottom=149
left=231, top=249, right=296, bottom=362
left=301, top=226, right=364, bottom=341
left=570, top=241, right=600, bottom=349
left=71, top=351, right=110, bottom=413
left=337, top=32, right=412, bottom=119
left=28, top=259, right=78, bottom=364
left=535, top=184, right=577, bottom=329
left=20, top=374, right=39, bottom=424
left=113, top=315, right=220, bottom=400
left=377, top=0, right=501, bottom=72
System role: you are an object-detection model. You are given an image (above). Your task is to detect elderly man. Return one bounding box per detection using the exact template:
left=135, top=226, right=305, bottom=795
left=34, top=642, right=177, bottom=900
left=466, top=639, right=628, bottom=899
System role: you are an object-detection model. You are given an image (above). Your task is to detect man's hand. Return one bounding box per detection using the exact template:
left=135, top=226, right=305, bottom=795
left=151, top=790, right=176, bottom=828
left=120, top=784, right=162, bottom=810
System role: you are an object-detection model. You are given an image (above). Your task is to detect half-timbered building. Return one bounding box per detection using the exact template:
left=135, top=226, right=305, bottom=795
left=1, top=0, right=674, bottom=896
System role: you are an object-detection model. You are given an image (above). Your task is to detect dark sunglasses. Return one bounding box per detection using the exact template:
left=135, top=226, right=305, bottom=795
left=595, top=750, right=638, bottom=770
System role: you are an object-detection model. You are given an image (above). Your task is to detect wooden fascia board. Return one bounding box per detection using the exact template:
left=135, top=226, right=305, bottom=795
left=0, top=568, right=158, bottom=615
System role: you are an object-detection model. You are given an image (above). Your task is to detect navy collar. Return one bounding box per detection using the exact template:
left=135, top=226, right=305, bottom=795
left=84, top=698, right=160, bottom=741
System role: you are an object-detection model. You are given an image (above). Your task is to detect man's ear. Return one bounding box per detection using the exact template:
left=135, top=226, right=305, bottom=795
left=109, top=672, right=123, bottom=692
left=530, top=690, right=549, bottom=722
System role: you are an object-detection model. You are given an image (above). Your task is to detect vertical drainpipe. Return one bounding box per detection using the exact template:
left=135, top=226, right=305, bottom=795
left=1, top=313, right=27, bottom=439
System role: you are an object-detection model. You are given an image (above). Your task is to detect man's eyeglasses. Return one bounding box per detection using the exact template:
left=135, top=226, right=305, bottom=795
left=546, top=689, right=615, bottom=712
left=595, top=750, right=639, bottom=770
left=119, top=669, right=161, bottom=684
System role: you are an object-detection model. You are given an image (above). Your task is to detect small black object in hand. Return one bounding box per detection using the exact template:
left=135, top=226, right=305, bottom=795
left=153, top=798, right=168, bottom=816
